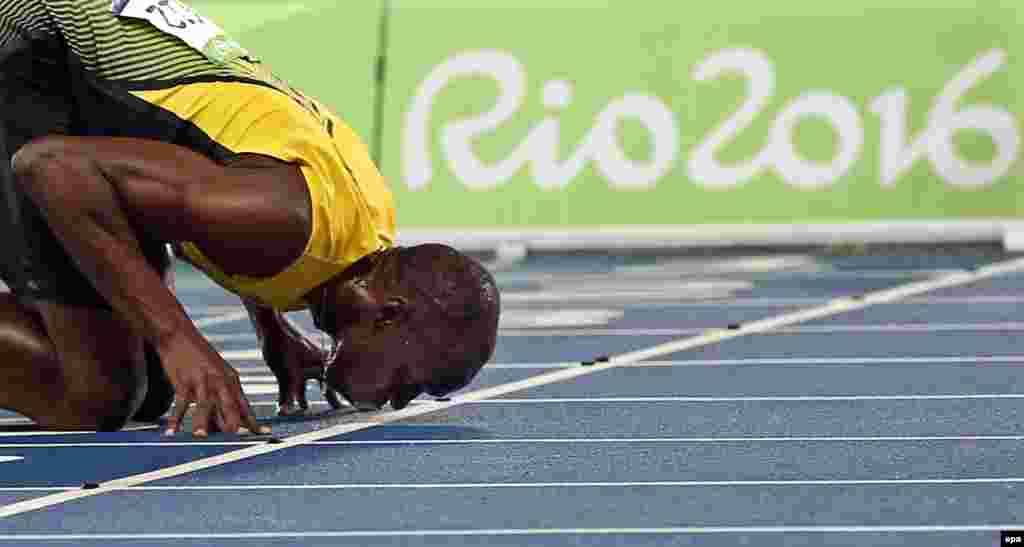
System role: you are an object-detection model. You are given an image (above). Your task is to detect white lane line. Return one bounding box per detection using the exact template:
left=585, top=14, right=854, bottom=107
left=0, top=528, right=1011, bottom=544
left=771, top=322, right=1024, bottom=333
left=204, top=316, right=1024, bottom=344
left=63, top=477, right=1024, bottom=488
left=238, top=375, right=276, bottom=383
left=501, top=286, right=752, bottom=304
left=500, top=322, right=1024, bottom=337
left=217, top=319, right=1024, bottom=345
left=2, top=435, right=1023, bottom=449
left=619, top=294, right=1024, bottom=307
left=243, top=391, right=1024, bottom=409
left=484, top=356, right=1024, bottom=369
left=192, top=311, right=249, bottom=328
left=185, top=305, right=244, bottom=316
left=230, top=353, right=1024, bottom=367
left=207, top=333, right=256, bottom=343
left=476, top=394, right=1024, bottom=403
left=222, top=349, right=260, bottom=361
left=0, top=425, right=158, bottom=437
left=600, top=355, right=1024, bottom=368
left=0, top=525, right=1015, bottom=540
left=611, top=258, right=1024, bottom=365
left=3, top=256, right=1023, bottom=519
left=7, top=476, right=1024, bottom=493
left=240, top=385, right=278, bottom=396
left=0, top=457, right=22, bottom=464
left=211, top=322, right=1024, bottom=340
left=620, top=295, right=1024, bottom=307
left=188, top=295, right=1024, bottom=314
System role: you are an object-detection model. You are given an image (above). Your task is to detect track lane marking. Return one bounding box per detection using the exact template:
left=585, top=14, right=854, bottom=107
left=0, top=524, right=1017, bottom=540
left=480, top=356, right=1024, bottom=368
left=6, top=476, right=1024, bottom=492
left=2, top=257, right=1024, bottom=518
left=0, top=434, right=1023, bottom=449
left=474, top=393, right=1024, bottom=403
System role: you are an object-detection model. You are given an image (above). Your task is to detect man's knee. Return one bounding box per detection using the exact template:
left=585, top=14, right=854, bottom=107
left=34, top=302, right=150, bottom=432
left=59, top=366, right=147, bottom=432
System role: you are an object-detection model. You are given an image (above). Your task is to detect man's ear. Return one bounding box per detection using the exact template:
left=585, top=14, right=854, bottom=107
left=375, top=297, right=409, bottom=327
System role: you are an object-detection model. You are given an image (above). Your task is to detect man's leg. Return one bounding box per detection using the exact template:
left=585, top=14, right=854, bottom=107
left=0, top=41, right=168, bottom=430
left=0, top=293, right=147, bottom=431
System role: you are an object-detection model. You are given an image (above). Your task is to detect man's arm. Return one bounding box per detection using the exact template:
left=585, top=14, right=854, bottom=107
left=172, top=244, right=336, bottom=415
left=12, top=136, right=310, bottom=436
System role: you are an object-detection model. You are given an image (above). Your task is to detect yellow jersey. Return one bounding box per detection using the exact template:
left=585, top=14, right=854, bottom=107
left=136, top=82, right=396, bottom=311
left=0, top=0, right=396, bottom=311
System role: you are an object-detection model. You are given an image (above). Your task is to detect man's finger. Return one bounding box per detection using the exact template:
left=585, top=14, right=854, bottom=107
left=236, top=393, right=270, bottom=435
left=191, top=382, right=212, bottom=437
left=165, top=396, right=189, bottom=436
left=223, top=371, right=269, bottom=434
left=191, top=401, right=213, bottom=437
left=215, top=383, right=244, bottom=434
left=214, top=407, right=228, bottom=434
left=238, top=396, right=268, bottom=435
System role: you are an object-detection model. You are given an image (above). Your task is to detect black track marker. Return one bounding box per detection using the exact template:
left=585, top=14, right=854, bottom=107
left=81, top=482, right=100, bottom=490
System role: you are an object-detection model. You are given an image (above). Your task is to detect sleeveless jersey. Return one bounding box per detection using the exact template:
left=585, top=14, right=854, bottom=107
left=0, top=0, right=395, bottom=311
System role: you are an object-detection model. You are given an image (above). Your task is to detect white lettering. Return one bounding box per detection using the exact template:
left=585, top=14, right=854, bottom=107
left=769, top=91, right=863, bottom=189
left=404, top=48, right=1017, bottom=193
left=872, top=49, right=1019, bottom=188
left=403, top=50, right=526, bottom=191
left=404, top=50, right=678, bottom=191
left=688, top=49, right=774, bottom=188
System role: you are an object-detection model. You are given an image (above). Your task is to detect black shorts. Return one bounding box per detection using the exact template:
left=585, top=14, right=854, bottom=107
left=0, top=37, right=169, bottom=308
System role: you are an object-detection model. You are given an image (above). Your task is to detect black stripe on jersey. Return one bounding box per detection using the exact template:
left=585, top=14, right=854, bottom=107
left=48, top=0, right=237, bottom=82
left=104, top=74, right=280, bottom=93
left=101, top=43, right=209, bottom=76
left=81, top=71, right=240, bottom=164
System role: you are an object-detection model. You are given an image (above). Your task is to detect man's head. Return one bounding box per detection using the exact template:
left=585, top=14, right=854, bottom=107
left=310, top=243, right=500, bottom=411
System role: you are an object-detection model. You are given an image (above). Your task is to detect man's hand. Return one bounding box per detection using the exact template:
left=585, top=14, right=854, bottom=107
left=158, top=331, right=266, bottom=437
left=12, top=137, right=304, bottom=438
left=262, top=327, right=326, bottom=415
left=243, top=298, right=343, bottom=415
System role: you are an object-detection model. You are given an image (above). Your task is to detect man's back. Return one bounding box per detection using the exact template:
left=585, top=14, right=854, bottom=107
left=1, top=0, right=234, bottom=80
left=0, top=0, right=396, bottom=310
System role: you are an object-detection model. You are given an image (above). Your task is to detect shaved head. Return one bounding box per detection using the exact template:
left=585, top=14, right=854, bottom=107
left=318, top=243, right=500, bottom=409
left=395, top=243, right=500, bottom=394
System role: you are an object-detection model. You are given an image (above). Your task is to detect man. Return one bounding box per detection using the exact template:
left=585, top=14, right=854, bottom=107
left=0, top=0, right=500, bottom=437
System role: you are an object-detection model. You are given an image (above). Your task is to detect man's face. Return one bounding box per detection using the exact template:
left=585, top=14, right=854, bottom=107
left=316, top=251, right=434, bottom=411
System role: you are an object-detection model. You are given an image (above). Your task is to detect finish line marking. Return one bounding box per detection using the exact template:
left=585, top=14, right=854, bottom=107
left=3, top=257, right=1024, bottom=519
